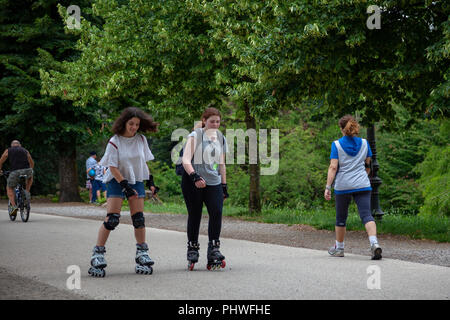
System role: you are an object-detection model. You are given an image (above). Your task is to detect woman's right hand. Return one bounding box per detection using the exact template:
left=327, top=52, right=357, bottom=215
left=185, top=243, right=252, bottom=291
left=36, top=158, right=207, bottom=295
left=119, top=179, right=138, bottom=199
left=324, top=188, right=332, bottom=201
left=190, top=172, right=206, bottom=188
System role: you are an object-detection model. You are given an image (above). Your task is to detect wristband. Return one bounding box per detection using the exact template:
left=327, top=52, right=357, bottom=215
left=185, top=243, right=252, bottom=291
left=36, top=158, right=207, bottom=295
left=189, top=172, right=203, bottom=183
left=120, top=179, right=137, bottom=199
left=325, top=185, right=332, bottom=191
left=222, top=183, right=229, bottom=199
left=146, top=177, right=160, bottom=195
left=148, top=175, right=155, bottom=187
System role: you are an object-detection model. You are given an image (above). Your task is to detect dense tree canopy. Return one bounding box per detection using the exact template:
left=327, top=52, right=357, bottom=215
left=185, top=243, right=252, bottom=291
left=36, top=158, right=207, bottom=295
left=40, top=0, right=448, bottom=210
left=0, top=0, right=104, bottom=200
left=0, top=0, right=443, bottom=210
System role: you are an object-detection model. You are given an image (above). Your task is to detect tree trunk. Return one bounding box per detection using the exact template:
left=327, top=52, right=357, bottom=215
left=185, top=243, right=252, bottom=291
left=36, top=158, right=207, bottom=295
left=244, top=101, right=261, bottom=215
left=58, top=141, right=82, bottom=202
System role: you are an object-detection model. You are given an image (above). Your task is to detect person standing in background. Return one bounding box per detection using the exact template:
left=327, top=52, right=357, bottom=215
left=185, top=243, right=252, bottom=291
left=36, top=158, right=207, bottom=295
left=86, top=151, right=97, bottom=203
left=93, top=160, right=107, bottom=203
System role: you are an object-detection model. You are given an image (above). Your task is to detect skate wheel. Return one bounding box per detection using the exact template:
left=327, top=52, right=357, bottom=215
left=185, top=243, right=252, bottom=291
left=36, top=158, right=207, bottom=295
left=136, top=266, right=153, bottom=275
left=221, top=260, right=226, bottom=268
left=207, top=263, right=221, bottom=271
left=88, top=268, right=105, bottom=277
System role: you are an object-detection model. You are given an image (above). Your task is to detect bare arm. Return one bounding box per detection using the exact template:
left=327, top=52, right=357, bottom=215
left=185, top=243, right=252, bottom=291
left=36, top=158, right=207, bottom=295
left=326, top=159, right=339, bottom=187
left=0, top=149, right=8, bottom=172
left=219, top=152, right=226, bottom=184
left=109, top=166, right=124, bottom=182
left=182, top=136, right=197, bottom=175
left=365, top=157, right=371, bottom=175
left=27, top=152, right=34, bottom=169
left=324, top=159, right=338, bottom=201
left=182, top=135, right=206, bottom=188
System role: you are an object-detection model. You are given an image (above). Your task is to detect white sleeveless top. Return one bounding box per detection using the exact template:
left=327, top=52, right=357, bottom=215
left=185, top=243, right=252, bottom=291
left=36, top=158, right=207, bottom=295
left=100, top=134, right=154, bottom=184
left=334, top=138, right=371, bottom=192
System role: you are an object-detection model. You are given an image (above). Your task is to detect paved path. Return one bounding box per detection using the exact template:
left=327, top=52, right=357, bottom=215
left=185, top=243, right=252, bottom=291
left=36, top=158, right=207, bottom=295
left=29, top=203, right=450, bottom=268
left=0, top=211, right=448, bottom=300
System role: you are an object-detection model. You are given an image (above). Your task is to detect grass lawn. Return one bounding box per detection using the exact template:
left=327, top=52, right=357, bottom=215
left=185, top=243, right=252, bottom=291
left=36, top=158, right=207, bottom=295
left=120, top=200, right=450, bottom=243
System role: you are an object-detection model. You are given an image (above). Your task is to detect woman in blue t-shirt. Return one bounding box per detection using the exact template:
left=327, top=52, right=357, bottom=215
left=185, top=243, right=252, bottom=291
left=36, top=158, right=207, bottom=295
left=324, top=115, right=382, bottom=260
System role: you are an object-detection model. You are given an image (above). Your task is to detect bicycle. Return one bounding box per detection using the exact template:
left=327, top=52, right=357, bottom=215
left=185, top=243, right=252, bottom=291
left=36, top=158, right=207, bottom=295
left=1, top=170, right=31, bottom=222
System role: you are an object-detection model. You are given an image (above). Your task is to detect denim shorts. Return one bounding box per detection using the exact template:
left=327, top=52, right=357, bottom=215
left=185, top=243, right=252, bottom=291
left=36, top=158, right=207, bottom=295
left=92, top=179, right=107, bottom=192
left=106, top=178, right=145, bottom=199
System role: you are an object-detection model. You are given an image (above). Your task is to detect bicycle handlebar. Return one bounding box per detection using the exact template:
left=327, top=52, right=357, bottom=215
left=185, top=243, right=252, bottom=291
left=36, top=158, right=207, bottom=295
left=0, top=170, right=10, bottom=177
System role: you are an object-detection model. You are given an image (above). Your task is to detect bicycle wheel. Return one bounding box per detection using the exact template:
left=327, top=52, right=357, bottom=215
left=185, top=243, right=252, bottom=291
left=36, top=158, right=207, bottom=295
left=19, top=190, right=29, bottom=222
left=8, top=201, right=17, bottom=221
left=22, top=202, right=30, bottom=222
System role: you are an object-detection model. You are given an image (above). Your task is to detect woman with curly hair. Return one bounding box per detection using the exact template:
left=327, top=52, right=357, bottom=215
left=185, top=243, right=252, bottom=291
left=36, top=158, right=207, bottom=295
left=88, top=107, right=159, bottom=277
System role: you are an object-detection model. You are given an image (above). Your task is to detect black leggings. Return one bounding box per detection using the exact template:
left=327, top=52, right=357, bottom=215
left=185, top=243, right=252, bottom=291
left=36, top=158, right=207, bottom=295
left=335, top=191, right=374, bottom=227
left=181, top=173, right=224, bottom=242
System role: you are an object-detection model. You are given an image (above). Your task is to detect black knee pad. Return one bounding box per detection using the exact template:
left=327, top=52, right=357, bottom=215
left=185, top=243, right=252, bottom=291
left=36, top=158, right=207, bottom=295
left=103, top=213, right=120, bottom=230
left=132, top=212, right=145, bottom=229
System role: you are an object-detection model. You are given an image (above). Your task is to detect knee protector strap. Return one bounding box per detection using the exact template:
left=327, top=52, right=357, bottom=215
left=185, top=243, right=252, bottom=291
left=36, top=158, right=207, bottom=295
left=132, top=212, right=145, bottom=229
left=103, top=213, right=120, bottom=230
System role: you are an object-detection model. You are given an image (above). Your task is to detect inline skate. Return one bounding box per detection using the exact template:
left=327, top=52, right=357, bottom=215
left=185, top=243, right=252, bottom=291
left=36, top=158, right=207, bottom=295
left=207, top=240, right=226, bottom=271
left=187, top=241, right=200, bottom=271
left=135, top=242, right=154, bottom=275
left=88, top=246, right=107, bottom=277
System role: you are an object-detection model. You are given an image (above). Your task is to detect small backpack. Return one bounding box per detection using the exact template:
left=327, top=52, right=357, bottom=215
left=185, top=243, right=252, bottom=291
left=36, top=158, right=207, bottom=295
left=175, top=148, right=186, bottom=176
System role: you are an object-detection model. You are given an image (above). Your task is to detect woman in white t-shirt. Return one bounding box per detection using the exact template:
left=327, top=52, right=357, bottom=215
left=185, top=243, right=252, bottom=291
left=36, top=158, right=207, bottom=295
left=88, top=107, right=159, bottom=277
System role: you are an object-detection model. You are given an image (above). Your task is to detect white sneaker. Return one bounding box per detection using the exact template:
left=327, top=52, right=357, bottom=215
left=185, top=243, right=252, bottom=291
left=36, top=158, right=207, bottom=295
left=371, top=243, right=382, bottom=260
left=328, top=245, right=344, bottom=257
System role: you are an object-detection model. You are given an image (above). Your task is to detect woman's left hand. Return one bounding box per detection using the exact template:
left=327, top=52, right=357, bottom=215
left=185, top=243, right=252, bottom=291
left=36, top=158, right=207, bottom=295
left=222, top=183, right=229, bottom=200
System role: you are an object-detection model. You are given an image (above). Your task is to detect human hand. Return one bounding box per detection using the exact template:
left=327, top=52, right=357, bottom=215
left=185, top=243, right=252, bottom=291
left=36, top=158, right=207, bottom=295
left=324, top=188, right=331, bottom=201
left=195, top=179, right=206, bottom=188
left=222, top=183, right=229, bottom=200
left=120, top=179, right=138, bottom=199
left=146, top=176, right=159, bottom=194
left=190, top=172, right=206, bottom=188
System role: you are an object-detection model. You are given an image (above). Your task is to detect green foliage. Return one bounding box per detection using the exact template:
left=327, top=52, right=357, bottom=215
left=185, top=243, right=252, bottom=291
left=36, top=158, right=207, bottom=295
left=258, top=123, right=328, bottom=209
left=147, top=161, right=183, bottom=203
left=415, top=119, right=450, bottom=217
left=1, top=0, right=447, bottom=217
left=375, top=118, right=448, bottom=216
left=38, top=0, right=449, bottom=209
left=0, top=0, right=104, bottom=198
left=144, top=107, right=448, bottom=221
left=0, top=0, right=100, bottom=143
left=426, top=17, right=450, bottom=116
left=376, top=120, right=441, bottom=213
